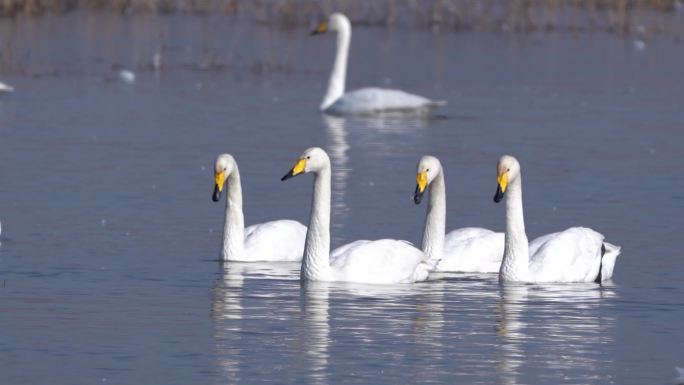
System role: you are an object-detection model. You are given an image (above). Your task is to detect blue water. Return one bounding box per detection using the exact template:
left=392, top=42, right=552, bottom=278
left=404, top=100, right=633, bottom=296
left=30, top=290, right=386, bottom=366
left=0, top=13, right=683, bottom=385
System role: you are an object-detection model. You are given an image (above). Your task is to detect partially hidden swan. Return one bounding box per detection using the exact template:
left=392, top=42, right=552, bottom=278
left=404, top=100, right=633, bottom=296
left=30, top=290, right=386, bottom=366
left=281, top=147, right=439, bottom=283
left=493, top=155, right=621, bottom=283
left=413, top=155, right=504, bottom=273
left=212, top=154, right=306, bottom=261
left=311, top=13, right=445, bottom=116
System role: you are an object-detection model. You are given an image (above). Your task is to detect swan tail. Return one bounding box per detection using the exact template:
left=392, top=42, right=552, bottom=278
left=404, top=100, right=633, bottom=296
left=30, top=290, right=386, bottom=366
left=596, top=242, right=620, bottom=283
left=412, top=255, right=442, bottom=282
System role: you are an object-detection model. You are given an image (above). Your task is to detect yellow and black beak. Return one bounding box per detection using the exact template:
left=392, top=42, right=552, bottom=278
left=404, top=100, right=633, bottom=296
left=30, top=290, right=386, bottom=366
left=310, top=21, right=328, bottom=35
left=494, top=172, right=508, bottom=203
left=213, top=171, right=226, bottom=202
left=414, top=171, right=428, bottom=204
left=281, top=158, right=307, bottom=181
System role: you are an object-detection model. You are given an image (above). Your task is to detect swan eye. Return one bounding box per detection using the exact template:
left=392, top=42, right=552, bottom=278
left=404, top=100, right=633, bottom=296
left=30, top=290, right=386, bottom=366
left=507, top=168, right=510, bottom=172
left=306, top=156, right=311, bottom=159
left=426, top=168, right=430, bottom=172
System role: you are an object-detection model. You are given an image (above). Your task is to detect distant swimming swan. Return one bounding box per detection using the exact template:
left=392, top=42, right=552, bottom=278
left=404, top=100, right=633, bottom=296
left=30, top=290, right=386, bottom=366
left=311, top=13, right=445, bottom=116
left=413, top=155, right=504, bottom=273
left=493, top=155, right=621, bottom=283
left=281, top=147, right=439, bottom=283
left=212, top=154, right=306, bottom=261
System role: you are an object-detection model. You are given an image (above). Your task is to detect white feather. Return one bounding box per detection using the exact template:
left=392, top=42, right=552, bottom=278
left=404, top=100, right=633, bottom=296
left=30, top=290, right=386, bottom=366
left=438, top=228, right=504, bottom=273
left=416, top=156, right=503, bottom=273
left=242, top=219, right=307, bottom=262
left=316, top=13, right=444, bottom=116
left=326, top=87, right=445, bottom=116
left=495, top=155, right=621, bottom=283
left=284, top=147, right=436, bottom=284
left=214, top=154, right=306, bottom=262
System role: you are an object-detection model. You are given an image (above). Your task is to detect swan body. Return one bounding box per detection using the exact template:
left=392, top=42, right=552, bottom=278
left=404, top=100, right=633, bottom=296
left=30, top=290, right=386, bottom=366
left=413, top=156, right=504, bottom=273
left=325, top=88, right=445, bottom=116
left=441, top=228, right=504, bottom=273
left=282, top=147, right=438, bottom=284
left=312, top=13, right=445, bottom=116
left=493, top=155, right=621, bottom=283
left=213, top=154, right=306, bottom=262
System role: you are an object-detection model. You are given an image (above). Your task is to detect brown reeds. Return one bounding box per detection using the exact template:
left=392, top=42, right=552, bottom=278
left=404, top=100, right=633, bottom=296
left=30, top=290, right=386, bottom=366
left=0, top=0, right=680, bottom=35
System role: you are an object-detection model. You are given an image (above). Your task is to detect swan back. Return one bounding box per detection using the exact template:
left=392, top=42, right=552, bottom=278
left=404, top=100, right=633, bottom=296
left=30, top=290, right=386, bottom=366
left=330, top=239, right=430, bottom=284
left=326, top=88, right=444, bottom=116
left=243, top=220, right=307, bottom=262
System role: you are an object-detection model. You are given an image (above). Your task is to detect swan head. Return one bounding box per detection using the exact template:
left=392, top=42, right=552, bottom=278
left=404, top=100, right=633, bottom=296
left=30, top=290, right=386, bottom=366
left=414, top=155, right=442, bottom=204
left=310, top=12, right=351, bottom=35
left=213, top=154, right=236, bottom=202
left=494, top=155, right=520, bottom=203
left=281, top=147, right=330, bottom=181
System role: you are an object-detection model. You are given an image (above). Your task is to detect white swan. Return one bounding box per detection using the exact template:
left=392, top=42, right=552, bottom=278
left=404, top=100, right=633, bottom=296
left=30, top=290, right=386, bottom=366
left=311, top=13, right=445, bottom=116
left=493, top=155, right=621, bottom=283
left=281, top=147, right=439, bottom=283
left=413, top=155, right=504, bottom=273
left=212, top=154, right=306, bottom=262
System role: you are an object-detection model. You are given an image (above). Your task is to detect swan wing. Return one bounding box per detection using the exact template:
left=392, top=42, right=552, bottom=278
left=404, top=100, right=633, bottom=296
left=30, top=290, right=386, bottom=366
left=330, top=240, right=372, bottom=259
left=438, top=230, right=504, bottom=273
left=327, top=88, right=445, bottom=115
left=329, top=239, right=431, bottom=283
left=243, top=219, right=307, bottom=262
left=444, top=227, right=495, bottom=246
left=528, top=227, right=606, bottom=283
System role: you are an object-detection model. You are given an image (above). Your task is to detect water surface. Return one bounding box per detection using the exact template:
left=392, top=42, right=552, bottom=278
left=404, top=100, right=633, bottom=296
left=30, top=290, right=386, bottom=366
left=0, top=13, right=683, bottom=385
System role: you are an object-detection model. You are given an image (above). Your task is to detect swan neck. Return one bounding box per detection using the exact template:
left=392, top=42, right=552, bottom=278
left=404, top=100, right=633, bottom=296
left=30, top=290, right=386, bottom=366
left=302, top=165, right=332, bottom=280
left=222, top=166, right=246, bottom=260
left=500, top=177, right=530, bottom=282
left=321, top=22, right=350, bottom=111
left=422, top=172, right=446, bottom=262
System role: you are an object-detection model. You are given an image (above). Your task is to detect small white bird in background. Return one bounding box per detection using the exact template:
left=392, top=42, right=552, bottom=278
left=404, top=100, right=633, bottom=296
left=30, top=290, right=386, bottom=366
left=632, top=38, right=646, bottom=52
left=0, top=81, right=14, bottom=92
left=118, top=70, right=136, bottom=84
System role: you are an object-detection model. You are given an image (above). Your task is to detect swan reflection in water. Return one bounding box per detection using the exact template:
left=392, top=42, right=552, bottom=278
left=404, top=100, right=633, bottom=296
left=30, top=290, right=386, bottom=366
left=322, top=115, right=350, bottom=243
left=322, top=114, right=431, bottom=244
left=211, top=262, right=300, bottom=383
left=496, top=283, right=617, bottom=385
left=303, top=279, right=451, bottom=384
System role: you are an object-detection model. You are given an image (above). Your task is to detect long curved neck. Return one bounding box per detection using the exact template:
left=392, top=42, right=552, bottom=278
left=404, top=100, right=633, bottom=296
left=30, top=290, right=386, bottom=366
left=421, top=172, right=445, bottom=264
left=499, top=176, right=530, bottom=282
left=302, top=164, right=333, bottom=281
left=222, top=166, right=246, bottom=260
left=320, top=22, right=350, bottom=111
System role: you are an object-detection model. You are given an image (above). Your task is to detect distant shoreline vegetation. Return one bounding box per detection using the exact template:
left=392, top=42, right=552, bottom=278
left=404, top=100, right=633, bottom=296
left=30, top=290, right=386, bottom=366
left=0, top=0, right=683, bottom=35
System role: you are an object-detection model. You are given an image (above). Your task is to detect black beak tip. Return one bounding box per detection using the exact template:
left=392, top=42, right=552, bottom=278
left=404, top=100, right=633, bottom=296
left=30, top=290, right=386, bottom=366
left=212, top=185, right=221, bottom=202
left=281, top=171, right=293, bottom=181
left=413, top=186, right=424, bottom=205
left=493, top=186, right=504, bottom=203
left=310, top=30, right=319, bottom=36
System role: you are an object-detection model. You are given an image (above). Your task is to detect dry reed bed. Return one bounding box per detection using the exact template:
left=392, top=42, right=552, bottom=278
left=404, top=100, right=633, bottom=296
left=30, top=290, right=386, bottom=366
left=0, top=0, right=682, bottom=34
